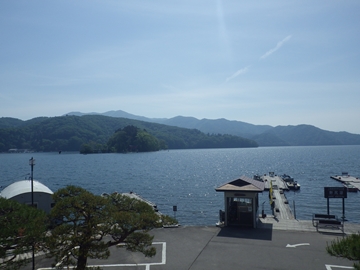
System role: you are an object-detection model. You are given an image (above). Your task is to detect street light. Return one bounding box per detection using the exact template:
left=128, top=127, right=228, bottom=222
left=29, top=157, right=35, bottom=206
left=29, top=157, right=35, bottom=270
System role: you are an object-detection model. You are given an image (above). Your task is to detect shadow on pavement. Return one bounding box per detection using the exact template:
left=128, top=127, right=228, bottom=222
left=317, top=230, right=346, bottom=236
left=217, top=226, right=273, bottom=241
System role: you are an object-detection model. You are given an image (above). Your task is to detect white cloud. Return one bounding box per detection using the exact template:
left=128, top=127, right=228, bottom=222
left=260, top=35, right=292, bottom=60
left=225, top=66, right=250, bottom=83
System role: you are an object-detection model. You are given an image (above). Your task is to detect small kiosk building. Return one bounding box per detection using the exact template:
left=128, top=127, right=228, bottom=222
left=216, top=175, right=264, bottom=228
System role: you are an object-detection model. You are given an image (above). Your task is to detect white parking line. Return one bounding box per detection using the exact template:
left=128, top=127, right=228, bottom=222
left=325, top=264, right=354, bottom=270
left=38, top=242, right=166, bottom=270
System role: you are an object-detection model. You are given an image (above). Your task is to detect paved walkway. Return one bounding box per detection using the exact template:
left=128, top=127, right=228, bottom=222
left=258, top=215, right=360, bottom=234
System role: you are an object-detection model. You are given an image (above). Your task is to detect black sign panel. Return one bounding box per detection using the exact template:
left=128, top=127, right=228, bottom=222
left=324, top=187, right=347, bottom=198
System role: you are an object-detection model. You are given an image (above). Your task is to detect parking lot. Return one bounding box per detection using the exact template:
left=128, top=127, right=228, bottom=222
left=26, top=224, right=356, bottom=270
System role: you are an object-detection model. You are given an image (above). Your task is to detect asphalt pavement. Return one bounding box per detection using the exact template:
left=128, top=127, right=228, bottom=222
left=24, top=218, right=360, bottom=270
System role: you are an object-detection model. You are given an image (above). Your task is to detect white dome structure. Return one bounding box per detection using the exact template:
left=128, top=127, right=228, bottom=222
left=0, top=180, right=54, bottom=213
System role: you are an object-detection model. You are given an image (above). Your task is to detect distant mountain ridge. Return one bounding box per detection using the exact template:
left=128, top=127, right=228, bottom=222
left=66, top=110, right=273, bottom=137
left=0, top=117, right=48, bottom=129
left=0, top=115, right=258, bottom=152
left=65, top=110, right=360, bottom=147
left=66, top=110, right=164, bottom=123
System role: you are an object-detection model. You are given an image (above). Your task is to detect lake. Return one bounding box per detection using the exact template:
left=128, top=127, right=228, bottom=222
left=1, top=145, right=360, bottom=225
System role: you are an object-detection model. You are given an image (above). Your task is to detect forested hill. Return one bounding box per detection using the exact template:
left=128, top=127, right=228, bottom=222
left=0, top=115, right=258, bottom=152
left=67, top=110, right=360, bottom=146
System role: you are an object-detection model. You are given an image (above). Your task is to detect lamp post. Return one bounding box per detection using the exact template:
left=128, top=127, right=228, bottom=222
left=29, top=157, right=35, bottom=270
left=29, top=157, right=35, bottom=206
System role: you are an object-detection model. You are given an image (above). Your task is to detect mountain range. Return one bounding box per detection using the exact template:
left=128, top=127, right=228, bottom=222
left=66, top=110, right=360, bottom=147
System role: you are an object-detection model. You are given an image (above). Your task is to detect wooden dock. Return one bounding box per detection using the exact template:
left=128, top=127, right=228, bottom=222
left=262, top=174, right=288, bottom=191
left=330, top=173, right=360, bottom=191
left=261, top=173, right=294, bottom=220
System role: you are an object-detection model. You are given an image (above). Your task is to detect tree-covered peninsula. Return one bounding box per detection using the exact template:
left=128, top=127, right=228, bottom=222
left=93, top=125, right=164, bottom=153
left=0, top=115, right=258, bottom=153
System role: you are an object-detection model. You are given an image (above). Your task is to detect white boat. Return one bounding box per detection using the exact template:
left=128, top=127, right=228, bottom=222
left=287, top=181, right=300, bottom=190
left=281, top=174, right=300, bottom=190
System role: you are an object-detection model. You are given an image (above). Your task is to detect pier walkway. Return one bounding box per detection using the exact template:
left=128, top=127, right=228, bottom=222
left=331, top=173, right=360, bottom=191
left=263, top=173, right=288, bottom=191
left=262, top=173, right=294, bottom=220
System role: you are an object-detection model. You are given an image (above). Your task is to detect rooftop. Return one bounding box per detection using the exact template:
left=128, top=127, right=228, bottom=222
left=215, top=175, right=265, bottom=192
left=0, top=180, right=53, bottom=199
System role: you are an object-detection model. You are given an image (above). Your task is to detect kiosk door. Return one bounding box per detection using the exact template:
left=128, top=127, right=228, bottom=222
left=227, top=197, right=253, bottom=227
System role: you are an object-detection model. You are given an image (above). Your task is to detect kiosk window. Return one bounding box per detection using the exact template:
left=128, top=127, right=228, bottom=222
left=233, top=197, right=252, bottom=206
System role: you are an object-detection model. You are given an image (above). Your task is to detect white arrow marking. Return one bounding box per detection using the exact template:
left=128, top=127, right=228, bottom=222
left=286, top=243, right=310, bottom=248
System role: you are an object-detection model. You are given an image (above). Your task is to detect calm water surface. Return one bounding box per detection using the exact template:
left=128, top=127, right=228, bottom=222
left=1, top=146, right=360, bottom=225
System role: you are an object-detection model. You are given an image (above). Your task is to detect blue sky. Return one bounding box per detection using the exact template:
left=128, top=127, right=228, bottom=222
left=1, top=1, right=360, bottom=134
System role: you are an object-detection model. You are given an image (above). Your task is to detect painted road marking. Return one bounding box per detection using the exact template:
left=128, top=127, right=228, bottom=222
left=38, top=242, right=166, bottom=269
left=286, top=243, right=310, bottom=248
left=325, top=265, right=354, bottom=269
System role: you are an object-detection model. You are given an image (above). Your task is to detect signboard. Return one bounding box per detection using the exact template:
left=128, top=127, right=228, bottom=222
left=324, top=187, right=347, bottom=199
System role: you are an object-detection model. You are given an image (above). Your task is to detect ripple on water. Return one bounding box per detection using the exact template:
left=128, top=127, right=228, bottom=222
left=1, top=146, right=360, bottom=225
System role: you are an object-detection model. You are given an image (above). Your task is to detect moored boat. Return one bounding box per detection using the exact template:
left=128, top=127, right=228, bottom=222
left=287, top=181, right=300, bottom=190
left=281, top=174, right=294, bottom=182
left=281, top=174, right=300, bottom=190
left=253, top=174, right=263, bottom=181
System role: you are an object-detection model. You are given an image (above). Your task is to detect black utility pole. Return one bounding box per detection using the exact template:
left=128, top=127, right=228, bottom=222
left=29, top=157, right=35, bottom=206
left=29, top=157, right=35, bottom=270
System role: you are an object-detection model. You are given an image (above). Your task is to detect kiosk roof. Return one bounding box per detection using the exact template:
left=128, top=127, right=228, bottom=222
left=215, top=175, right=264, bottom=192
